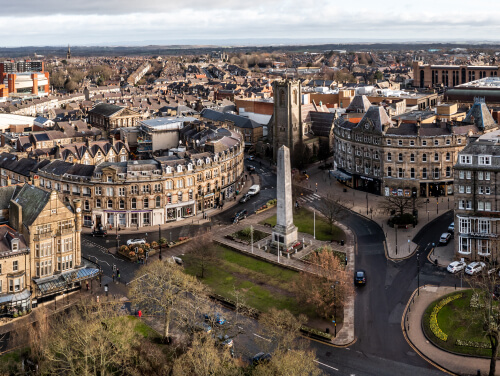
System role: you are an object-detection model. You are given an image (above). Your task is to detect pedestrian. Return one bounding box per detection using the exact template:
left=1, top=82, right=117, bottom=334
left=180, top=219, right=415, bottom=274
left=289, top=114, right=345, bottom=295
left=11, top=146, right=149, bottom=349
left=112, top=273, right=115, bottom=282
left=138, top=310, right=142, bottom=318
left=117, top=272, right=121, bottom=282
left=86, top=281, right=89, bottom=291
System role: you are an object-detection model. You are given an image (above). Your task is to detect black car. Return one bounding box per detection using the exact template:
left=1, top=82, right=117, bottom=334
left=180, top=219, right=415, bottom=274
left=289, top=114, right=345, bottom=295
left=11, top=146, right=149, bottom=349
left=91, top=228, right=107, bottom=237
left=251, top=352, right=271, bottom=365
left=239, top=194, right=251, bottom=203
left=354, top=270, right=366, bottom=285
left=247, top=165, right=256, bottom=172
left=231, top=209, right=248, bottom=223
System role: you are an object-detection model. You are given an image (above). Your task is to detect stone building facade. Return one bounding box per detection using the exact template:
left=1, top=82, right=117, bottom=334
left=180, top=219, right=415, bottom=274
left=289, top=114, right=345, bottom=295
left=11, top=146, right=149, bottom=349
left=33, top=125, right=244, bottom=229
left=454, top=130, right=500, bottom=261
left=333, top=101, right=498, bottom=197
left=88, top=103, right=142, bottom=132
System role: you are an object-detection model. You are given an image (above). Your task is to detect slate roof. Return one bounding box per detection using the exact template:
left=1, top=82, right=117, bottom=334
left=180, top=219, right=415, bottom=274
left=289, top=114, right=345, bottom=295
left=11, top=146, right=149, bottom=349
left=346, top=95, right=372, bottom=113
left=357, top=106, right=392, bottom=132
left=200, top=109, right=262, bottom=129
left=88, top=103, right=125, bottom=117
left=12, top=184, right=51, bottom=226
left=463, top=101, right=497, bottom=131
left=0, top=153, right=49, bottom=177
left=310, top=112, right=335, bottom=137
left=0, top=186, right=18, bottom=210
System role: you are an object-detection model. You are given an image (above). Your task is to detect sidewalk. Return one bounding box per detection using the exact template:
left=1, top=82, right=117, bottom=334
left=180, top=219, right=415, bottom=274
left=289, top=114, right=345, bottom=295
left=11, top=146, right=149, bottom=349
left=82, top=174, right=260, bottom=237
left=404, top=285, right=495, bottom=376
left=298, top=160, right=454, bottom=261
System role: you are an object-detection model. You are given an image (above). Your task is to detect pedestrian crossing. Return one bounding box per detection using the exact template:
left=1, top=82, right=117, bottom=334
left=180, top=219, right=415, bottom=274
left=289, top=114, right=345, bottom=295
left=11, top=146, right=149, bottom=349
left=297, top=193, right=321, bottom=204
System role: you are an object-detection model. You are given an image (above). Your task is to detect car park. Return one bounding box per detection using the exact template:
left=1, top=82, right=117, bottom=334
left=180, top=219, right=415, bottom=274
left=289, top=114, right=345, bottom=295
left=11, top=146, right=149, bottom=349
left=465, top=261, right=486, bottom=276
left=231, top=209, right=248, bottom=223
left=439, top=232, right=452, bottom=245
left=354, top=270, right=366, bottom=286
left=91, top=228, right=107, bottom=237
left=126, top=238, right=146, bottom=246
left=447, top=261, right=466, bottom=273
left=239, top=194, right=251, bottom=203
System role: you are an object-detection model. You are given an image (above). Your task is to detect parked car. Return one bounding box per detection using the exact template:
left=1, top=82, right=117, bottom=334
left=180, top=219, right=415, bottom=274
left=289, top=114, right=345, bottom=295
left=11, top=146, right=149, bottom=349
left=239, top=194, right=251, bottom=203
left=252, top=352, right=272, bottom=365
left=194, top=322, right=212, bottom=334
left=354, top=270, right=367, bottom=286
left=248, top=185, right=260, bottom=196
left=231, top=209, right=248, bottom=223
left=465, top=262, right=486, bottom=276
left=447, top=261, right=467, bottom=274
left=439, top=233, right=452, bottom=245
left=246, top=155, right=255, bottom=161
left=247, top=165, right=256, bottom=172
left=91, top=229, right=107, bottom=237
left=126, top=238, right=146, bottom=246
left=204, top=313, right=226, bottom=325
left=217, top=334, right=233, bottom=348
left=447, top=222, right=455, bottom=233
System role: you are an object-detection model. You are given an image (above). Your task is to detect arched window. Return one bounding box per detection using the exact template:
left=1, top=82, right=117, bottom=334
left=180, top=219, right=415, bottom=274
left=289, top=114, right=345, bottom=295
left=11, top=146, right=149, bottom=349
left=131, top=198, right=137, bottom=209
left=107, top=199, right=113, bottom=209
left=119, top=200, right=125, bottom=209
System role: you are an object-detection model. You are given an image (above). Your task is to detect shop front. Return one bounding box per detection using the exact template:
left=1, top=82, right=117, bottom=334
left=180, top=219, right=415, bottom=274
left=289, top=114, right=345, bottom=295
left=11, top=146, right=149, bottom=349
left=0, top=289, right=31, bottom=318
left=166, top=201, right=196, bottom=222
left=93, top=209, right=158, bottom=229
left=353, top=174, right=381, bottom=195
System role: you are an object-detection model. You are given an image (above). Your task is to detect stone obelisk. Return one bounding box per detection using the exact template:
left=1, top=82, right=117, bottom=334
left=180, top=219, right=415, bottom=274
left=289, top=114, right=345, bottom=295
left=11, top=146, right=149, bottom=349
left=272, top=145, right=297, bottom=249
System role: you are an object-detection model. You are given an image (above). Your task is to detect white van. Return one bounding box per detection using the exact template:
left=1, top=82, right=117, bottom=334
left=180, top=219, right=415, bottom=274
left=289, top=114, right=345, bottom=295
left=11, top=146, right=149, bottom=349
left=248, top=185, right=260, bottom=196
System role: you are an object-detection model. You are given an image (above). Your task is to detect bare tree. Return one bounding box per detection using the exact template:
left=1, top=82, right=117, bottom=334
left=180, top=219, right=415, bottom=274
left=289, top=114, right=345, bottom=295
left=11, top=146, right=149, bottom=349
left=253, top=348, right=324, bottom=376
left=258, top=308, right=307, bottom=352
left=294, top=248, right=354, bottom=320
left=186, top=231, right=219, bottom=279
left=317, top=197, right=346, bottom=235
left=380, top=195, right=422, bottom=217
left=129, top=260, right=207, bottom=341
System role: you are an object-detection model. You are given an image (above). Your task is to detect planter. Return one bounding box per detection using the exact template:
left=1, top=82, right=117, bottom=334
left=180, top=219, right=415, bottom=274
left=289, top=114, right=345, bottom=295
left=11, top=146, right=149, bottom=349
left=167, top=238, right=191, bottom=248
left=256, top=204, right=276, bottom=214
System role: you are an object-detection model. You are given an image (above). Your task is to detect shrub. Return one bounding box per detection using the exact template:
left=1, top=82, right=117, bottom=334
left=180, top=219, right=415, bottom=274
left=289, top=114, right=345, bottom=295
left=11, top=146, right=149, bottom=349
left=456, top=339, right=491, bottom=349
left=119, top=245, right=129, bottom=252
left=151, top=241, right=158, bottom=248
left=430, top=294, right=462, bottom=342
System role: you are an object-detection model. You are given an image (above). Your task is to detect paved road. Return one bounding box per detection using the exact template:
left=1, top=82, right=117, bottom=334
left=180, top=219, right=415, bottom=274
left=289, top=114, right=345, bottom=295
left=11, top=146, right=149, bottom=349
left=82, top=162, right=456, bottom=375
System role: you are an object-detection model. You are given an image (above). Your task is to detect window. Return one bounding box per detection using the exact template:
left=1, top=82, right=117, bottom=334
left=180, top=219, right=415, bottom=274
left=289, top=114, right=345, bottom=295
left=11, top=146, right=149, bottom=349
left=434, top=140, right=438, bottom=146
left=95, top=187, right=102, bottom=195
left=459, top=236, right=471, bottom=254
left=410, top=168, right=415, bottom=178
left=107, top=176, right=112, bottom=182
left=422, top=168, right=427, bottom=179
left=398, top=153, right=403, bottom=162
left=387, top=167, right=392, bottom=177
left=107, top=199, right=113, bottom=209
left=156, top=196, right=161, bottom=207
left=422, top=154, right=427, bottom=162
left=485, top=172, right=491, bottom=181
left=459, top=185, right=464, bottom=193
left=446, top=152, right=450, bottom=161
left=486, top=202, right=492, bottom=211
left=387, top=153, right=392, bottom=162
left=478, top=156, right=491, bottom=165
left=131, top=198, right=137, bottom=209
left=398, top=140, right=403, bottom=146
left=459, top=218, right=470, bottom=233
left=131, top=185, right=138, bottom=194
left=398, top=168, right=404, bottom=178
left=466, top=171, right=471, bottom=180
left=167, top=194, right=172, bottom=204
left=166, top=180, right=173, bottom=190
left=460, top=155, right=472, bottom=164
left=422, top=140, right=427, bottom=146
left=466, top=200, right=472, bottom=209
left=446, top=139, right=450, bottom=145
left=410, top=140, right=415, bottom=146
left=434, top=168, right=439, bottom=179
left=458, top=138, right=462, bottom=144
left=119, top=200, right=125, bottom=209
left=144, top=198, right=149, bottom=208
left=459, top=171, right=465, bottom=179
left=478, top=219, right=491, bottom=234
left=434, top=153, right=439, bottom=162
left=189, top=190, right=193, bottom=200
left=178, top=191, right=183, bottom=202
left=154, top=183, right=161, bottom=193
left=478, top=201, right=485, bottom=211
left=96, top=199, right=101, bottom=208
left=386, top=140, right=391, bottom=146
left=446, top=167, right=451, bottom=177
left=410, top=154, right=415, bottom=162
left=13, top=261, right=18, bottom=272
left=478, top=239, right=490, bottom=256
left=459, top=200, right=465, bottom=209
left=142, top=185, right=150, bottom=194
left=131, top=213, right=138, bottom=225
left=118, top=187, right=125, bottom=196
left=176, top=179, right=184, bottom=189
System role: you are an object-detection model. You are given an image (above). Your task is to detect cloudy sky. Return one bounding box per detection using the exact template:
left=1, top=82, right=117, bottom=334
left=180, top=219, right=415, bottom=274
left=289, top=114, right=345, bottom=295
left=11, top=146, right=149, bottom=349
left=2, top=0, right=500, bottom=47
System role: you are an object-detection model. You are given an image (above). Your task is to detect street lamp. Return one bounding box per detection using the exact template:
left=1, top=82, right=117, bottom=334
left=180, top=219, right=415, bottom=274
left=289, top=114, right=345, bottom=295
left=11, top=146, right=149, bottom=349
left=158, top=224, right=162, bottom=260
left=417, top=253, right=420, bottom=296
left=250, top=225, right=254, bottom=254
left=333, top=281, right=339, bottom=337
left=313, top=209, right=316, bottom=240
left=395, top=225, right=398, bottom=255
left=366, top=192, right=368, bottom=215
left=436, top=198, right=439, bottom=215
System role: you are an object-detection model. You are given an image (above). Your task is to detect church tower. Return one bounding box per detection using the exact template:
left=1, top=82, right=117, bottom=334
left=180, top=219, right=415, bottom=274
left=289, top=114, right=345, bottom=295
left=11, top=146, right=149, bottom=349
left=66, top=45, right=71, bottom=60
left=271, top=80, right=302, bottom=162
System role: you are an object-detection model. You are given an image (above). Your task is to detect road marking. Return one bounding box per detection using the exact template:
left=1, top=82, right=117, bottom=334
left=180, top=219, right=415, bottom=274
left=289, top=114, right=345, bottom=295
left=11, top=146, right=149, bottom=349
left=253, top=333, right=271, bottom=342
left=314, top=360, right=338, bottom=371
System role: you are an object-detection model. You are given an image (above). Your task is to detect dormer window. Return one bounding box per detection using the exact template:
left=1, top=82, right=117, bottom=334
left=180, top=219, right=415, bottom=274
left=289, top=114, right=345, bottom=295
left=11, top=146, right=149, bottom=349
left=11, top=239, right=19, bottom=252
left=107, top=176, right=112, bottom=182
left=187, top=163, right=193, bottom=171
left=177, top=165, right=183, bottom=173
left=166, top=166, right=172, bottom=173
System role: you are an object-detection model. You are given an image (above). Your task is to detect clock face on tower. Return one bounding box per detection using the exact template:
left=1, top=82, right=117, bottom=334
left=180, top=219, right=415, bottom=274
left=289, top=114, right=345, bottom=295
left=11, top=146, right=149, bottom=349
left=76, top=208, right=81, bottom=213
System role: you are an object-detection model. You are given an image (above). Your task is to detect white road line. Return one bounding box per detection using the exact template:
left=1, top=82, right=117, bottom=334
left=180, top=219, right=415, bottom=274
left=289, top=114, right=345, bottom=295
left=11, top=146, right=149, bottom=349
left=314, top=360, right=338, bottom=371
left=253, top=333, right=271, bottom=342
left=312, top=194, right=320, bottom=198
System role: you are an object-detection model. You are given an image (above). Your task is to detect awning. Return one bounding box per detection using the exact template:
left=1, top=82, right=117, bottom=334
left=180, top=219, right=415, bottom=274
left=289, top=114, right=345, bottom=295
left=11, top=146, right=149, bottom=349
left=34, top=267, right=100, bottom=295
left=0, top=289, right=31, bottom=305
left=330, top=170, right=352, bottom=182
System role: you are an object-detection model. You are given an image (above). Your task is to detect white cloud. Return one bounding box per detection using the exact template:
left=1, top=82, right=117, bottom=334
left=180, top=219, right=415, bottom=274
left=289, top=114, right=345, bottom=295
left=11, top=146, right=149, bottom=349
left=1, top=2, right=499, bottom=46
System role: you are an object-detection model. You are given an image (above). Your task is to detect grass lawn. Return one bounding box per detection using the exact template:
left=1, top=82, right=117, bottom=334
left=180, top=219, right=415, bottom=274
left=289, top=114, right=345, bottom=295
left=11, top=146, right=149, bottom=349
left=183, top=247, right=316, bottom=318
left=260, top=207, right=345, bottom=242
left=304, top=247, right=346, bottom=264
left=116, top=316, right=160, bottom=339
left=231, top=227, right=270, bottom=243
left=422, top=289, right=494, bottom=357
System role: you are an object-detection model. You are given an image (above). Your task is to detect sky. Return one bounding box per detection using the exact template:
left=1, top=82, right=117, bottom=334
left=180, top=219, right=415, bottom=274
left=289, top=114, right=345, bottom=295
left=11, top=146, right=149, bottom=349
left=2, top=0, right=500, bottom=47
